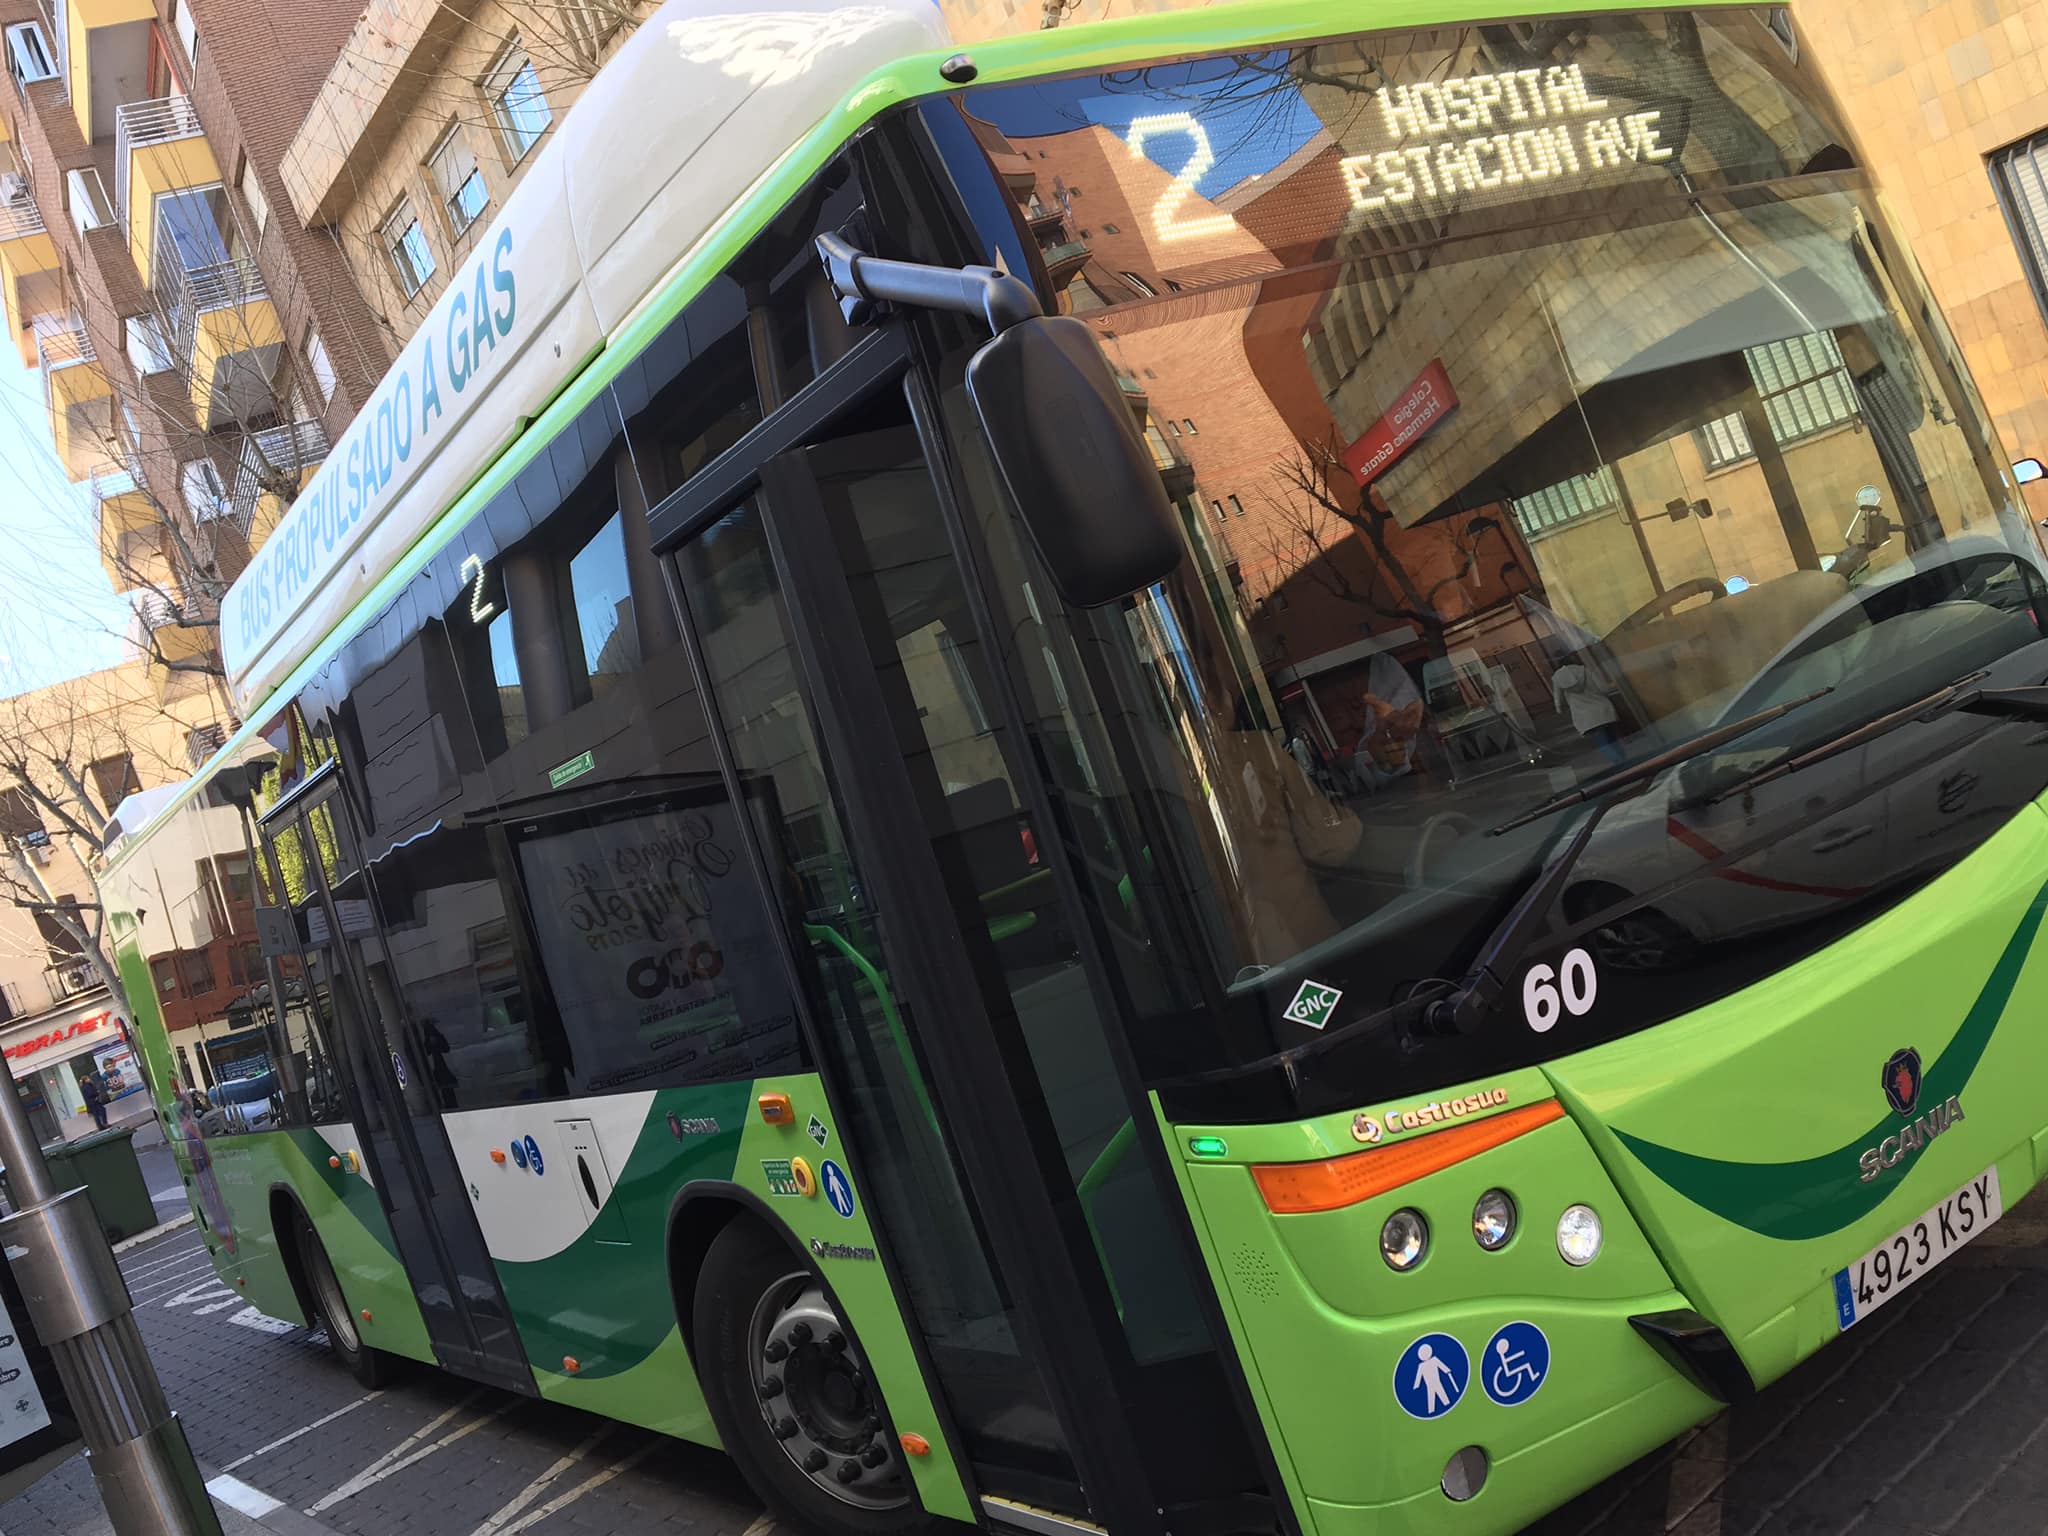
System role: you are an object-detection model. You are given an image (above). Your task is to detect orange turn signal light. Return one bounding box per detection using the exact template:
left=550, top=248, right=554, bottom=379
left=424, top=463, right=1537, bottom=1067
left=899, top=1432, right=930, bottom=1457
left=329, top=1156, right=341, bottom=1169
left=1252, top=1101, right=1565, bottom=1214
left=563, top=1356, right=580, bottom=1374
left=489, top=1148, right=507, bottom=1165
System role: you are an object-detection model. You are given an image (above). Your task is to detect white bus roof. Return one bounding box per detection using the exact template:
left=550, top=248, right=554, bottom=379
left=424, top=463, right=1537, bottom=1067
left=221, top=0, right=950, bottom=716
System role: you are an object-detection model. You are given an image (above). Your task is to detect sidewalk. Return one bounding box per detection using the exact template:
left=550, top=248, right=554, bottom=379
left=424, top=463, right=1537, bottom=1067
left=6, top=1451, right=343, bottom=1536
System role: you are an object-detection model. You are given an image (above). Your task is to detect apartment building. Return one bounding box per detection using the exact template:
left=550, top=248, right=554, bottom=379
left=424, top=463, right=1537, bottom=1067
left=281, top=0, right=647, bottom=349
left=0, top=0, right=387, bottom=709
left=0, top=660, right=230, bottom=1139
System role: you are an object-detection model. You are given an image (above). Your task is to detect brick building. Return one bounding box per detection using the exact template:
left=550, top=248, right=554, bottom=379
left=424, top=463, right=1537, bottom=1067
left=0, top=0, right=387, bottom=710
left=280, top=0, right=648, bottom=351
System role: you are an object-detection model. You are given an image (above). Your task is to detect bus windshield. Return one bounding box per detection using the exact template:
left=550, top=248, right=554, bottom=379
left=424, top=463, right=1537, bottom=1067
left=945, top=10, right=2048, bottom=1112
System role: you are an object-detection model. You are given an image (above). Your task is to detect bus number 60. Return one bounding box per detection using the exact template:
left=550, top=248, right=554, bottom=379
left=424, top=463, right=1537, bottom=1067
left=1522, top=948, right=1597, bottom=1033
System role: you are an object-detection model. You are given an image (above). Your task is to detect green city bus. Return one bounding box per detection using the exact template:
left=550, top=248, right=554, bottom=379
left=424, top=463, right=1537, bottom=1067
left=103, top=1, right=2048, bottom=1532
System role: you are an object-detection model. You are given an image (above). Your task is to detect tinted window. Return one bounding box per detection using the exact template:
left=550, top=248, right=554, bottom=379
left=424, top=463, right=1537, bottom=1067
left=313, top=387, right=805, bottom=1108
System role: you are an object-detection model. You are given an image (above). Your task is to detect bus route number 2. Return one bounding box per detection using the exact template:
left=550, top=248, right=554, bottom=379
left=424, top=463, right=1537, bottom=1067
left=1522, top=948, right=1596, bottom=1033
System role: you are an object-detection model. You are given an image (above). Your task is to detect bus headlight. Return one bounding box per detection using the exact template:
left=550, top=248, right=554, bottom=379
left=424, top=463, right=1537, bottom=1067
left=1381, top=1208, right=1428, bottom=1271
left=1556, top=1204, right=1603, bottom=1266
left=1472, top=1189, right=1516, bottom=1251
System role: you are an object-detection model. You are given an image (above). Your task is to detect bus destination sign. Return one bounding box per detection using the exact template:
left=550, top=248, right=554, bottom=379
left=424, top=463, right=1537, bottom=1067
left=1339, top=64, right=1674, bottom=213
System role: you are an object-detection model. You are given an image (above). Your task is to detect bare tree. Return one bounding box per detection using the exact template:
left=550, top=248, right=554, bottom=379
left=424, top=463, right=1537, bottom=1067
left=1257, top=434, right=1527, bottom=655
left=0, top=674, right=198, bottom=1025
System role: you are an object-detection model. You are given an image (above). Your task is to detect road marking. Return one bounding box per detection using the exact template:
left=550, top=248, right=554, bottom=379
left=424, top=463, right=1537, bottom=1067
left=119, top=1242, right=205, bottom=1280
left=112, top=1212, right=193, bottom=1252
left=465, top=1424, right=612, bottom=1536
left=308, top=1391, right=513, bottom=1514
left=490, top=1439, right=661, bottom=1536
left=161, top=1279, right=235, bottom=1310
left=226, top=1307, right=297, bottom=1335
left=740, top=1514, right=777, bottom=1536
left=220, top=1392, right=384, bottom=1474
left=205, top=1473, right=283, bottom=1518
left=195, top=1293, right=248, bottom=1316
left=128, top=1260, right=222, bottom=1302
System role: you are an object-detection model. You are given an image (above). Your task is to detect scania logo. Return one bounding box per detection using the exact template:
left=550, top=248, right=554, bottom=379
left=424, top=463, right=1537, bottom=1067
left=1882, top=1047, right=1923, bottom=1117
left=1859, top=1046, right=1961, bottom=1184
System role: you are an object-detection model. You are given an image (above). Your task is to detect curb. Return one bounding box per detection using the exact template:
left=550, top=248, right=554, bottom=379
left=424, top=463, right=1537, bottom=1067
left=204, top=1472, right=349, bottom=1536
left=113, top=1212, right=194, bottom=1252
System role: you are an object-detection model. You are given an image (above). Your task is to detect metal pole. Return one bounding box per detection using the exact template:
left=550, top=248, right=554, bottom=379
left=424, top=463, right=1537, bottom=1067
left=0, top=1052, right=222, bottom=1535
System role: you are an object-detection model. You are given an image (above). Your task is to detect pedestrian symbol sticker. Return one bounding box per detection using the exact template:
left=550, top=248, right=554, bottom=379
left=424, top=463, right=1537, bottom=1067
left=821, top=1159, right=856, bottom=1219
left=1481, top=1321, right=1549, bottom=1407
left=808, top=1114, right=829, bottom=1148
left=390, top=1051, right=408, bottom=1089
left=1392, top=1332, right=1468, bottom=1419
left=1283, top=980, right=1344, bottom=1030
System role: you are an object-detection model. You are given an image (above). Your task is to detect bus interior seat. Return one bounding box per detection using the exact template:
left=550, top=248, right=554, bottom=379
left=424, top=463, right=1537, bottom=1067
left=1603, top=567, right=1852, bottom=720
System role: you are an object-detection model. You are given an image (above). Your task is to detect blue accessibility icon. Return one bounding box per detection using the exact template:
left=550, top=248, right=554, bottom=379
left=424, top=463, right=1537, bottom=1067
left=523, top=1134, right=545, bottom=1177
left=820, top=1159, right=855, bottom=1219
left=1392, top=1332, right=1468, bottom=1420
left=1481, top=1320, right=1550, bottom=1407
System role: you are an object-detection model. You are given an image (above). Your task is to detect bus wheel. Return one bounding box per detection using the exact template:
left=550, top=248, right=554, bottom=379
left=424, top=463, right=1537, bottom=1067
left=695, top=1217, right=930, bottom=1536
left=293, top=1207, right=388, bottom=1388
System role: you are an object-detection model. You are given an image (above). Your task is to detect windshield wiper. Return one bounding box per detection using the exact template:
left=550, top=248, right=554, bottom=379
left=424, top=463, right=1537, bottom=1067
left=1423, top=687, right=1834, bottom=1038
left=1492, top=687, right=1834, bottom=835
left=1696, top=676, right=2048, bottom=810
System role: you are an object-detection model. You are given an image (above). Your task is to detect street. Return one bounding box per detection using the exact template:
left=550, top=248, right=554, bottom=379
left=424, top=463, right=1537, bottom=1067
left=8, top=1171, right=2048, bottom=1535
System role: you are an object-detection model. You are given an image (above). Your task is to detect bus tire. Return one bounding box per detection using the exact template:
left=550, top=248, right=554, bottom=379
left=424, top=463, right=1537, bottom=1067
left=292, top=1206, right=390, bottom=1388
left=694, top=1216, right=933, bottom=1536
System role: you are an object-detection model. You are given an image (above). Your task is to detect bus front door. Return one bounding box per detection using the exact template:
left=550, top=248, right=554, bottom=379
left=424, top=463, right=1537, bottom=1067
left=662, top=353, right=1276, bottom=1536
left=261, top=779, right=534, bottom=1395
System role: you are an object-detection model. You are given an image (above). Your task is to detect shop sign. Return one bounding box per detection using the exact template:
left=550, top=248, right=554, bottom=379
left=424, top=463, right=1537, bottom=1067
left=1, top=1012, right=114, bottom=1069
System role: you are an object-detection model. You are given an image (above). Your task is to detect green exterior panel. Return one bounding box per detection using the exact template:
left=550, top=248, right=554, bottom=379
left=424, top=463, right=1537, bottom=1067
left=1550, top=803, right=2048, bottom=1380
left=1171, top=1107, right=1716, bottom=1519
left=730, top=1075, right=975, bottom=1524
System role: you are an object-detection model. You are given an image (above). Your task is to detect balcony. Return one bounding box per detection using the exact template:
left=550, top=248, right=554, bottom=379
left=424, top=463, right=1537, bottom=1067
left=94, top=467, right=168, bottom=592
left=1040, top=237, right=1090, bottom=288
left=36, top=314, right=115, bottom=483
left=136, top=589, right=215, bottom=700
left=160, top=252, right=281, bottom=428
left=60, top=0, right=156, bottom=144
left=44, top=954, right=100, bottom=1003
left=0, top=192, right=58, bottom=370
left=231, top=419, right=329, bottom=549
left=116, top=94, right=215, bottom=275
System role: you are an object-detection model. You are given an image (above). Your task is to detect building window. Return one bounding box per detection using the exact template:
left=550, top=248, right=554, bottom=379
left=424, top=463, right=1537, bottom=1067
left=1510, top=464, right=1620, bottom=539
left=1991, top=133, right=2048, bottom=324
left=125, top=314, right=172, bottom=375
left=1120, top=270, right=1157, bottom=297
left=1695, top=333, right=1861, bottom=470
left=429, top=125, right=489, bottom=237
left=382, top=198, right=436, bottom=298
left=170, top=0, right=198, bottom=61
left=6, top=23, right=55, bottom=88
left=1228, top=494, right=1246, bottom=517
left=65, top=168, right=113, bottom=234
left=304, top=329, right=336, bottom=403
left=237, top=157, right=268, bottom=234
left=1103, top=222, right=1120, bottom=234
left=486, top=41, right=551, bottom=163
left=1210, top=498, right=1226, bottom=521
left=179, top=947, right=215, bottom=995
left=1165, top=420, right=1181, bottom=437
left=1181, top=418, right=1197, bottom=435
left=88, top=753, right=142, bottom=812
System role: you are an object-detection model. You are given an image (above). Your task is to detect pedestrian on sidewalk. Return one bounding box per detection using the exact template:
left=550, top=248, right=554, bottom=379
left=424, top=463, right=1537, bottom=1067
left=81, top=1067, right=108, bottom=1131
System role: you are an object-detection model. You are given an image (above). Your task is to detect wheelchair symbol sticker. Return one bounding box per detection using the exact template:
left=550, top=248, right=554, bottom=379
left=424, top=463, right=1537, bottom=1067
left=1481, top=1320, right=1549, bottom=1407
left=1391, top=1332, right=1468, bottom=1419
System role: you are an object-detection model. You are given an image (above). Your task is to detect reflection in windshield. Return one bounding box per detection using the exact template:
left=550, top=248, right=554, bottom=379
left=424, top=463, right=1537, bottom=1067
left=950, top=11, right=2048, bottom=1091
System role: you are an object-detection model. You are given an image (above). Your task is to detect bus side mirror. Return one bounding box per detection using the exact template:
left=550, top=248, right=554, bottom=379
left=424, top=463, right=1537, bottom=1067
left=966, top=315, right=1185, bottom=607
left=2015, top=457, right=2044, bottom=485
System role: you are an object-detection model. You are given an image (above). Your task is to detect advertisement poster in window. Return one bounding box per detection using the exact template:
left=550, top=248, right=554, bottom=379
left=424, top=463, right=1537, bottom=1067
left=512, top=789, right=799, bottom=1089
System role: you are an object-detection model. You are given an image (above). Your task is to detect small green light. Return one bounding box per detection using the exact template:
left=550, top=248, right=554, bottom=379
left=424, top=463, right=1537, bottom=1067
left=1188, top=1135, right=1229, bottom=1159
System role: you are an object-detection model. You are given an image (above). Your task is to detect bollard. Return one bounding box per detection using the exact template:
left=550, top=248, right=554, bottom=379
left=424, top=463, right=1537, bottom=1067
left=0, top=1062, right=222, bottom=1535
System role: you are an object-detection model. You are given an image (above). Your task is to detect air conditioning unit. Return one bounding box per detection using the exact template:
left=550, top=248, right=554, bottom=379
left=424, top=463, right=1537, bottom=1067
left=63, top=964, right=92, bottom=992
left=29, top=842, right=52, bottom=865
left=0, top=173, right=28, bottom=205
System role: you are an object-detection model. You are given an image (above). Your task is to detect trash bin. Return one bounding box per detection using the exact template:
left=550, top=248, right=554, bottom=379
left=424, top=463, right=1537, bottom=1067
left=13, top=1127, right=156, bottom=1241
